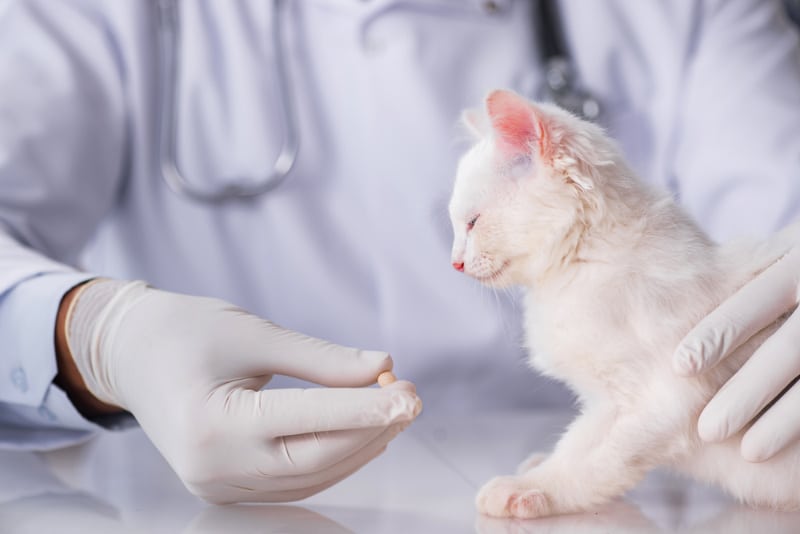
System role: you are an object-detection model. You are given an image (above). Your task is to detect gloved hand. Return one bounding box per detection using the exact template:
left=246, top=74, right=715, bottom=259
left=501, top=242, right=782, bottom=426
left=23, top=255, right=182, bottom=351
left=673, top=222, right=800, bottom=462
left=64, top=280, right=422, bottom=503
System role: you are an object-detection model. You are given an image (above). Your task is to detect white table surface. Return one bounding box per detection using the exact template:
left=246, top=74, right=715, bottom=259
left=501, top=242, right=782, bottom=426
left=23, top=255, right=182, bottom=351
left=2, top=411, right=799, bottom=533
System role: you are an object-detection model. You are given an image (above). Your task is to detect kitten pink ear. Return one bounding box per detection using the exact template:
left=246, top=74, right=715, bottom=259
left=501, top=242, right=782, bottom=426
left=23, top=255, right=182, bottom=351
left=485, top=90, right=552, bottom=161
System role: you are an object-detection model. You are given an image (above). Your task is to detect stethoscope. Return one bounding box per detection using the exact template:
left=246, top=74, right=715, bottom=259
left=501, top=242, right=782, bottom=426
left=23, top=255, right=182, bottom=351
left=155, top=0, right=298, bottom=203
left=155, top=0, right=601, bottom=203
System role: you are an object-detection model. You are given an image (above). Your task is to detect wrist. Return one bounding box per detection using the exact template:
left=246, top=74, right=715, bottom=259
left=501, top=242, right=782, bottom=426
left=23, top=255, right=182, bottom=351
left=54, top=279, right=124, bottom=417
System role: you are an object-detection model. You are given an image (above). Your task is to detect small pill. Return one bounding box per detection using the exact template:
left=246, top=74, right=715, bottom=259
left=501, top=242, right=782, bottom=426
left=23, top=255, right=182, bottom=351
left=377, top=371, right=396, bottom=387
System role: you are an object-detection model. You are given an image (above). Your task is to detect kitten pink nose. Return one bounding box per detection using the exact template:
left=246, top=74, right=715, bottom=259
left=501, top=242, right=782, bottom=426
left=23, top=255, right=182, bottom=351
left=452, top=261, right=465, bottom=272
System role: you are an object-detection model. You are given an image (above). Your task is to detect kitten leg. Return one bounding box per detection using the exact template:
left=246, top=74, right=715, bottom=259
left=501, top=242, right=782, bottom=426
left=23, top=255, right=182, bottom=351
left=516, top=451, right=548, bottom=474
left=477, top=406, right=674, bottom=519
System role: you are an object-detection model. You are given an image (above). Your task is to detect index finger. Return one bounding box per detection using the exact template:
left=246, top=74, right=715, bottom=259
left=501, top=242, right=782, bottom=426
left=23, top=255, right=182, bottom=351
left=210, top=313, right=394, bottom=387
left=673, top=249, right=799, bottom=375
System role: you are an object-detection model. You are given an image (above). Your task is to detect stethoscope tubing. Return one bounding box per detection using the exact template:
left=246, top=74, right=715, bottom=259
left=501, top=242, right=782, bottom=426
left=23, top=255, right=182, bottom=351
left=155, top=0, right=298, bottom=203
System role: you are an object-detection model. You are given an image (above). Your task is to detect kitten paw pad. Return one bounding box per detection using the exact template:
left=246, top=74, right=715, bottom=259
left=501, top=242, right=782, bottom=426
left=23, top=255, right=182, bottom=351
left=476, top=476, right=550, bottom=519
left=510, top=489, right=548, bottom=518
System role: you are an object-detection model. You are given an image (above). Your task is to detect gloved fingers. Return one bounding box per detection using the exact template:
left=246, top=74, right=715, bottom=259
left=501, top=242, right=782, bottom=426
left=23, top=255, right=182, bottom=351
left=258, top=421, right=411, bottom=490
left=673, top=249, right=800, bottom=376
left=210, top=311, right=393, bottom=387
left=223, top=386, right=421, bottom=438
left=254, top=381, right=416, bottom=478
left=264, top=423, right=394, bottom=478
left=246, top=445, right=388, bottom=504
left=382, top=379, right=417, bottom=395
left=209, top=422, right=405, bottom=504
left=261, top=421, right=405, bottom=497
left=250, top=445, right=386, bottom=502
left=697, top=309, right=800, bottom=442
left=740, top=379, right=800, bottom=462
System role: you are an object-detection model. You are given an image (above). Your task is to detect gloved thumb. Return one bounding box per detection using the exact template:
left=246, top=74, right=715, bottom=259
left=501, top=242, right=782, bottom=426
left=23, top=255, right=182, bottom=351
left=210, top=310, right=393, bottom=387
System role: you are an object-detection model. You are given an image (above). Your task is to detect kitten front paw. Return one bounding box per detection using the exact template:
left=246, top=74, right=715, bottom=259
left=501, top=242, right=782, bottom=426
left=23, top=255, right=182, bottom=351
left=516, top=452, right=548, bottom=474
left=476, top=475, right=551, bottom=519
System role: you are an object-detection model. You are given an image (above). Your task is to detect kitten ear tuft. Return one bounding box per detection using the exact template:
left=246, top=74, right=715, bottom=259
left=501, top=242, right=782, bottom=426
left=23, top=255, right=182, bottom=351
left=485, top=90, right=551, bottom=161
left=461, top=108, right=487, bottom=139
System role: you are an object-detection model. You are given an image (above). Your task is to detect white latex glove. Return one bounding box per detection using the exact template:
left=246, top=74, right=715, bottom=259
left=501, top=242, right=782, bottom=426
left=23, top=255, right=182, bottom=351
left=65, top=280, right=422, bottom=503
left=673, top=222, right=800, bottom=462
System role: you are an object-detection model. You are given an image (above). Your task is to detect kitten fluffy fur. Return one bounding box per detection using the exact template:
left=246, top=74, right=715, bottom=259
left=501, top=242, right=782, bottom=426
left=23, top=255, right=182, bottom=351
left=449, top=90, right=796, bottom=519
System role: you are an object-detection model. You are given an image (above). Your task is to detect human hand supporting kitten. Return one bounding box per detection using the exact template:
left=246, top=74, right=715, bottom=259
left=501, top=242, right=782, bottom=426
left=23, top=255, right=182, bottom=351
left=674, top=222, right=800, bottom=462
left=449, top=89, right=799, bottom=519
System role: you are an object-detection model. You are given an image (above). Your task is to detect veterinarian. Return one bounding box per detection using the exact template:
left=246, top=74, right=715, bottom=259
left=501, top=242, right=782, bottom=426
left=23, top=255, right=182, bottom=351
left=1, top=0, right=799, bottom=503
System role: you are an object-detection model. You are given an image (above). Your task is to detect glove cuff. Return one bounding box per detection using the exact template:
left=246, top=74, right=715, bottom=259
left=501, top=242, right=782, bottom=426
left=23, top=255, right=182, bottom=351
left=66, top=279, right=149, bottom=407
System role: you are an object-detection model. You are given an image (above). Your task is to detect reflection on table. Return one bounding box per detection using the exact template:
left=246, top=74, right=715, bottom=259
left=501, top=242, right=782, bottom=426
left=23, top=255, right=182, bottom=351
left=2, top=412, right=799, bottom=533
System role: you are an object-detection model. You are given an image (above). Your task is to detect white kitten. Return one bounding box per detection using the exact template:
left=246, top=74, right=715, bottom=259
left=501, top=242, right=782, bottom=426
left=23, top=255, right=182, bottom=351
left=449, top=89, right=797, bottom=519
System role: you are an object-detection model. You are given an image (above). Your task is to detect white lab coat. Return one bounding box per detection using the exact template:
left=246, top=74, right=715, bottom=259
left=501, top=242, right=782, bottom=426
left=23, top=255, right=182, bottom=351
left=0, top=0, right=799, bottom=449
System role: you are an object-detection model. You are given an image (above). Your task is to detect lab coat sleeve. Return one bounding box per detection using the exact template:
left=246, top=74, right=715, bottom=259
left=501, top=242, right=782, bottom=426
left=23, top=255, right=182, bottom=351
left=0, top=1, right=127, bottom=449
left=672, top=0, right=800, bottom=242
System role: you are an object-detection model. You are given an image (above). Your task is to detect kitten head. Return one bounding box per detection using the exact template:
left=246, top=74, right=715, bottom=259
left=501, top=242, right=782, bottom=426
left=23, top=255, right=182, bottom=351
left=449, top=89, right=619, bottom=287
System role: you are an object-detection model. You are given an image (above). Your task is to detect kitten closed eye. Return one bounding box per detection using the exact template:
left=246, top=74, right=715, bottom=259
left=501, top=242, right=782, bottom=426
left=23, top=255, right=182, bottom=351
left=467, top=215, right=479, bottom=231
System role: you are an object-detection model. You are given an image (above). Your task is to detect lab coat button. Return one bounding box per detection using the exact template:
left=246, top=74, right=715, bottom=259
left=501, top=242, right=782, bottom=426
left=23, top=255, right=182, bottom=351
left=10, top=367, right=28, bottom=392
